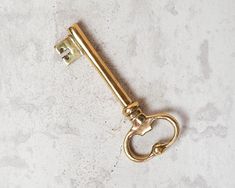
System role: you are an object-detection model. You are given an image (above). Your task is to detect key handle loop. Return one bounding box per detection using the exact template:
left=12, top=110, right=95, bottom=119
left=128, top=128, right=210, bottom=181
left=123, top=102, right=179, bottom=162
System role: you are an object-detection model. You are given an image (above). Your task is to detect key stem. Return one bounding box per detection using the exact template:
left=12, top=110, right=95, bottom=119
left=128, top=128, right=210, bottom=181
left=69, top=24, right=132, bottom=107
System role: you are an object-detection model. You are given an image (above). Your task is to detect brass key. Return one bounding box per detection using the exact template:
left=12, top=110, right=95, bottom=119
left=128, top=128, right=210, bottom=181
left=54, top=23, right=179, bottom=162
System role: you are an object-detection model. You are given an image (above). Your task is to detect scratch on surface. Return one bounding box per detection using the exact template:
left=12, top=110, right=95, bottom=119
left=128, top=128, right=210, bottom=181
left=111, top=118, right=124, bottom=132
left=111, top=145, right=122, bottom=173
left=198, top=40, right=211, bottom=79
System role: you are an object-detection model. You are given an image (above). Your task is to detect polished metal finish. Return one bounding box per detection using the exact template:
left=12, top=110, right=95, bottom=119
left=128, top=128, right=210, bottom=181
left=55, top=23, right=180, bottom=162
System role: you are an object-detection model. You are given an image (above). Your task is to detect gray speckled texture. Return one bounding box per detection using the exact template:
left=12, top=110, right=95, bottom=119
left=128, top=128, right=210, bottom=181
left=0, top=0, right=235, bottom=187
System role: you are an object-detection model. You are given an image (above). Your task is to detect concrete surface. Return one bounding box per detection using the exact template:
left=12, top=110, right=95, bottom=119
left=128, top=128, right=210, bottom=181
left=0, top=0, right=235, bottom=187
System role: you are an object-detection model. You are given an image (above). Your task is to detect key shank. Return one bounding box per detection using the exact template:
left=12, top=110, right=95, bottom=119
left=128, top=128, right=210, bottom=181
left=56, top=24, right=132, bottom=107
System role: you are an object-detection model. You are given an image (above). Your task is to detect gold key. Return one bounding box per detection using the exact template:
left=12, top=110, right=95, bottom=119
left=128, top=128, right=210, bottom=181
left=55, top=23, right=179, bottom=162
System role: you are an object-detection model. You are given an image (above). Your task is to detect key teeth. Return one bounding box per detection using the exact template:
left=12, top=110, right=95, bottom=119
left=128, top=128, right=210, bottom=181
left=54, top=35, right=82, bottom=65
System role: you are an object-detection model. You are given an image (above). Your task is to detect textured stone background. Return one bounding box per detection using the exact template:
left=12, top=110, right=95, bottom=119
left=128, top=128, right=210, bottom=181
left=0, top=0, right=235, bottom=187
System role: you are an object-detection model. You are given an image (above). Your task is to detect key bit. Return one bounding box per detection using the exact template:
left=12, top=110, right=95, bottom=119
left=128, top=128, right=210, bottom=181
left=55, top=35, right=82, bottom=65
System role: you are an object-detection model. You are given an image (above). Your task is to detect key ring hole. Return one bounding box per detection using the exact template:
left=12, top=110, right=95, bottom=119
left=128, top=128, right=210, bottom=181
left=132, top=118, right=176, bottom=154
left=124, top=113, right=179, bottom=162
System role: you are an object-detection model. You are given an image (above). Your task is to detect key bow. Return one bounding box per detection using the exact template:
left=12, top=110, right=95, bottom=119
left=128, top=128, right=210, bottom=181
left=123, top=102, right=179, bottom=162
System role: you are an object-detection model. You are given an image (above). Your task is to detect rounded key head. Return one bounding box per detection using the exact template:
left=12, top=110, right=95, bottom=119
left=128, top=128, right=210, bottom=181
left=123, top=112, right=179, bottom=162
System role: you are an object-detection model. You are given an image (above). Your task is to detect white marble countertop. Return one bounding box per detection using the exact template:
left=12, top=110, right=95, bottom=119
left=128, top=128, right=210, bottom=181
left=0, top=0, right=234, bottom=187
